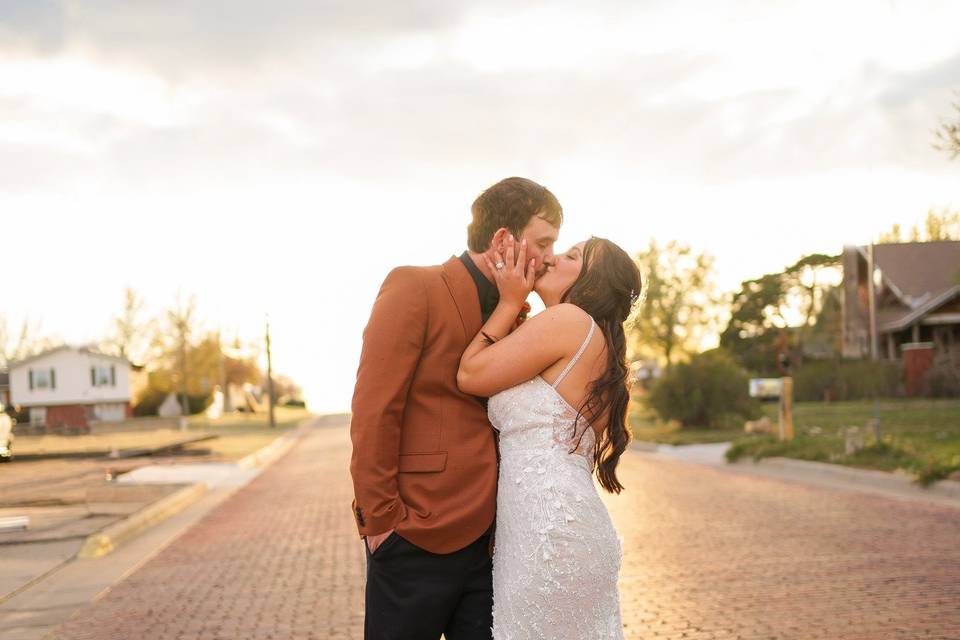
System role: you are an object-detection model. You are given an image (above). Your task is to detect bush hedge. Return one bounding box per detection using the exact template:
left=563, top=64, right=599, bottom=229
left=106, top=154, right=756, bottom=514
left=648, top=349, right=760, bottom=429
left=792, top=359, right=901, bottom=402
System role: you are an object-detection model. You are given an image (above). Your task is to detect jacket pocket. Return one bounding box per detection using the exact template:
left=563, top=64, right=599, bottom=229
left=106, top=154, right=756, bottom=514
left=398, top=452, right=447, bottom=473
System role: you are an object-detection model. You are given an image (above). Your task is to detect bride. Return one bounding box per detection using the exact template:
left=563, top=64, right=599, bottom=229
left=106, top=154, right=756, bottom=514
left=457, top=233, right=642, bottom=639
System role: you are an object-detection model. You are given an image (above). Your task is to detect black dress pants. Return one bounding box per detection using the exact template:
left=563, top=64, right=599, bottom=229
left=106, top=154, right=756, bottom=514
left=364, top=532, right=493, bottom=640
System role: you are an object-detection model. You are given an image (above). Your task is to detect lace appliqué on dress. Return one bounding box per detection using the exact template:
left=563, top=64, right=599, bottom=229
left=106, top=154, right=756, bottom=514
left=487, top=318, right=624, bottom=640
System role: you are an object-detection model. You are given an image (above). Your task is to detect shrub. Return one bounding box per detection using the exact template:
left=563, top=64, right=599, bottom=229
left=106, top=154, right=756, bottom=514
left=793, top=359, right=901, bottom=402
left=924, top=356, right=960, bottom=398
left=133, top=389, right=211, bottom=416
left=648, top=349, right=760, bottom=428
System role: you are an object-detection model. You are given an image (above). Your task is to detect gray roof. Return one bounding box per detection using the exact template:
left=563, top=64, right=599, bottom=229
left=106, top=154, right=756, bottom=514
left=8, top=345, right=132, bottom=370
left=860, top=241, right=960, bottom=332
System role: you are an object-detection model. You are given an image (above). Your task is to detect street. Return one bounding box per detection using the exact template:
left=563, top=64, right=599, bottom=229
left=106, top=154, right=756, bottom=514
left=45, top=420, right=960, bottom=639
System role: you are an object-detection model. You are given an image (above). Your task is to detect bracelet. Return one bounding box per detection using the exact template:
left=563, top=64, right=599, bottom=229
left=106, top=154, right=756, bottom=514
left=481, top=331, right=501, bottom=345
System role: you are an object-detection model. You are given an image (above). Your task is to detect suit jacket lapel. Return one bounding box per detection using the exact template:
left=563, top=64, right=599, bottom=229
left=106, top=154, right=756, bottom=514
left=441, top=256, right=483, bottom=343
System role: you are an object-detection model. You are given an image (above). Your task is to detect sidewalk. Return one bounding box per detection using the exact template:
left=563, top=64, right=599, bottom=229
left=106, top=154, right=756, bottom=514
left=632, top=440, right=960, bottom=510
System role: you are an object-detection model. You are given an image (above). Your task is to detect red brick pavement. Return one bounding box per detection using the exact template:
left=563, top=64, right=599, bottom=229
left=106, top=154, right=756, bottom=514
left=605, top=454, right=960, bottom=640
left=53, top=424, right=960, bottom=640
left=54, top=423, right=366, bottom=640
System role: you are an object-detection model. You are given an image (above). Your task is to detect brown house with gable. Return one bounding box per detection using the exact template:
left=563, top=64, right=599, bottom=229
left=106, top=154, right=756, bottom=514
left=841, top=241, right=960, bottom=393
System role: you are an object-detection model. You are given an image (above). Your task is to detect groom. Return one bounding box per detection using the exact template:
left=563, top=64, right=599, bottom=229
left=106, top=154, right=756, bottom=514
left=350, top=177, right=563, bottom=639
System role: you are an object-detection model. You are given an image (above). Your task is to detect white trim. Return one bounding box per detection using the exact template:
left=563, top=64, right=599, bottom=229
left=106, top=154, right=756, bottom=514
left=879, top=286, right=960, bottom=332
left=922, top=313, right=960, bottom=326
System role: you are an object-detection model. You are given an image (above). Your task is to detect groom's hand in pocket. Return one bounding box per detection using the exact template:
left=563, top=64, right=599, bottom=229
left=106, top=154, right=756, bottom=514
left=366, top=528, right=395, bottom=554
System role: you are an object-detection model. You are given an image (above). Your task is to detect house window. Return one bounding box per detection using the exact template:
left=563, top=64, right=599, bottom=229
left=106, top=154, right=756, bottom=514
left=90, top=365, right=117, bottom=387
left=29, top=368, right=55, bottom=390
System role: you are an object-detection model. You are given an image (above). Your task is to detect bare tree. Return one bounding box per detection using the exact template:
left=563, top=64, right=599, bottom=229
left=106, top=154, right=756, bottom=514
left=878, top=208, right=960, bottom=243
left=934, top=94, right=960, bottom=160
left=103, top=287, right=153, bottom=364
left=0, top=316, right=61, bottom=368
left=153, top=292, right=199, bottom=416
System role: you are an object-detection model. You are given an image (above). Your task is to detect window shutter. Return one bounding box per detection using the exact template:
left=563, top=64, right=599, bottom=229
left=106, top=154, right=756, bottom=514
left=29, top=369, right=34, bottom=390
left=50, top=368, right=56, bottom=390
left=110, top=366, right=116, bottom=386
left=91, top=367, right=97, bottom=387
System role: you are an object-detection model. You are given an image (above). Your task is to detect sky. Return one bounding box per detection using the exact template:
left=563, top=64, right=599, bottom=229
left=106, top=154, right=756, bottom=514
left=1, top=0, right=958, bottom=412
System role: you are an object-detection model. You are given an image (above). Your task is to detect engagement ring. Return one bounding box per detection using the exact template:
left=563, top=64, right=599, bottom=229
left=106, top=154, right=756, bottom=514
left=495, top=262, right=505, bottom=270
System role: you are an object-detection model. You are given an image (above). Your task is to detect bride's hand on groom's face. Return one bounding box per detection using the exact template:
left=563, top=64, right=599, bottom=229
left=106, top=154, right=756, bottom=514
left=485, top=235, right=535, bottom=311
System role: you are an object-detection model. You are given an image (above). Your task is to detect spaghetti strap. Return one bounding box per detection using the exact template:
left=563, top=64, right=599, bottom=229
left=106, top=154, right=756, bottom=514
left=552, top=318, right=596, bottom=389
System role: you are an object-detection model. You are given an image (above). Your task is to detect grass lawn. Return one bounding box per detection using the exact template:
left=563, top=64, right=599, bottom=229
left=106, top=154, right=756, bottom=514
left=14, top=430, right=214, bottom=457
left=13, top=408, right=313, bottom=461
left=183, top=407, right=312, bottom=459
left=726, top=398, right=960, bottom=485
left=628, top=396, right=744, bottom=445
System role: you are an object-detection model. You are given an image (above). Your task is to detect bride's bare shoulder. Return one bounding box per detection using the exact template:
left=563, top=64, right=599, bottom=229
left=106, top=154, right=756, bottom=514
left=523, top=304, right=593, bottom=342
left=531, top=303, right=591, bottom=325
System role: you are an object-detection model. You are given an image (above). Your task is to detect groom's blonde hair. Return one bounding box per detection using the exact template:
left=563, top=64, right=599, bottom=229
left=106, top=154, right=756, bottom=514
left=467, top=177, right=563, bottom=252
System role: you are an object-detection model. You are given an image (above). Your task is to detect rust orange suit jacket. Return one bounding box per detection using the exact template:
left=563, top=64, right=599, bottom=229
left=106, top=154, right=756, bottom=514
left=349, top=256, right=498, bottom=554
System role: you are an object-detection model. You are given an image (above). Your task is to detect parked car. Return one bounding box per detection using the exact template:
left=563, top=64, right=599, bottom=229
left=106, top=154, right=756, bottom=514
left=0, top=403, right=13, bottom=461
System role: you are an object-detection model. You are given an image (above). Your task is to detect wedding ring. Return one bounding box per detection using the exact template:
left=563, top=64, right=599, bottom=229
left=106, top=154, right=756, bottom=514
left=495, top=261, right=505, bottom=270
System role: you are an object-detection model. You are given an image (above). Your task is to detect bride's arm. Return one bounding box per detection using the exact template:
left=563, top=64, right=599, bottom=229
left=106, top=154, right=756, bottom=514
left=458, top=304, right=581, bottom=397
left=457, top=236, right=580, bottom=396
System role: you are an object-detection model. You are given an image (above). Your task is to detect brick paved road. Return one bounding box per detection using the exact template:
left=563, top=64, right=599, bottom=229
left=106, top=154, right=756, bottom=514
left=53, top=422, right=960, bottom=639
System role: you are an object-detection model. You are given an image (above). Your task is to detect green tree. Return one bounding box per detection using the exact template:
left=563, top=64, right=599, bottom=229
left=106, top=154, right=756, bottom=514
left=629, top=239, right=720, bottom=368
left=647, top=349, right=759, bottom=429
left=134, top=331, right=264, bottom=415
left=720, top=254, right=840, bottom=375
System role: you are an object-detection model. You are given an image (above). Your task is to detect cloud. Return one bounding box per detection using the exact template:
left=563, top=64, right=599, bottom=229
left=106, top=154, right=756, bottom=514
left=1, top=0, right=958, bottom=195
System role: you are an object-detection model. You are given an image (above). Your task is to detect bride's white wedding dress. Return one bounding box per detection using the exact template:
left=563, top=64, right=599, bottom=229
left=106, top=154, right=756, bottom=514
left=488, top=318, right=625, bottom=639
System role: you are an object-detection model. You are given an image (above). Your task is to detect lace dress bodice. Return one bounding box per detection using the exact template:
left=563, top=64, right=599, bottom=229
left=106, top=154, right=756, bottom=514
left=487, top=318, right=624, bottom=639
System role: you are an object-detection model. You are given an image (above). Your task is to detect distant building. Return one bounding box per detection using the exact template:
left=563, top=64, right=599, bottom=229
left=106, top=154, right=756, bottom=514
left=841, top=241, right=960, bottom=360
left=841, top=241, right=960, bottom=395
left=9, top=346, right=133, bottom=430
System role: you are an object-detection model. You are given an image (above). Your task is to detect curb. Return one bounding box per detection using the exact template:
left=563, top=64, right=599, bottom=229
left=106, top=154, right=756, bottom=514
left=71, top=420, right=312, bottom=560
left=12, top=434, right=218, bottom=462
left=77, top=483, right=208, bottom=559
left=730, top=455, right=960, bottom=502
left=237, top=428, right=301, bottom=470
left=631, top=439, right=960, bottom=507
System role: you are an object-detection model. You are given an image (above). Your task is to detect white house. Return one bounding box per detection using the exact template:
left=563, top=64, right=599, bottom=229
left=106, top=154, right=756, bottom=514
left=10, top=346, right=133, bottom=430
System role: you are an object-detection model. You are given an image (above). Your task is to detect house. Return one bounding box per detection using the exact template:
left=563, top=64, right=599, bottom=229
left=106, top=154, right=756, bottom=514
left=9, top=346, right=133, bottom=430
left=841, top=241, right=960, bottom=393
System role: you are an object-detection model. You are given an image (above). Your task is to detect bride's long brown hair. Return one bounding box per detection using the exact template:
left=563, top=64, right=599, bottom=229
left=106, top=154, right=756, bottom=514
left=561, top=237, right=642, bottom=494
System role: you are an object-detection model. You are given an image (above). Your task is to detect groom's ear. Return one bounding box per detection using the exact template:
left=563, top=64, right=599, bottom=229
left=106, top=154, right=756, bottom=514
left=489, top=227, right=511, bottom=254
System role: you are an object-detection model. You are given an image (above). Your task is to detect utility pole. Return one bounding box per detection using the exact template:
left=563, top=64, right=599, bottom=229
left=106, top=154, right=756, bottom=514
left=265, top=315, right=276, bottom=429
left=866, top=242, right=882, bottom=442
left=866, top=243, right=878, bottom=361
left=179, top=329, right=189, bottom=431
left=217, top=328, right=231, bottom=413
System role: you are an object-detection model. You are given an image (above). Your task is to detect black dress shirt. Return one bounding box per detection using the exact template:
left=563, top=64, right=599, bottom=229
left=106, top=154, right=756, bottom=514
left=458, top=251, right=499, bottom=322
